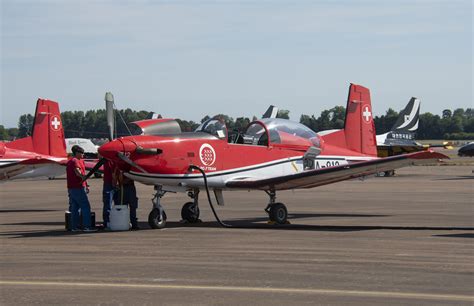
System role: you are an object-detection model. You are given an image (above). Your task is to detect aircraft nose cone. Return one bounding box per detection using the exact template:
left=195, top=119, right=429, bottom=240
left=98, top=138, right=137, bottom=161
left=98, top=140, right=122, bottom=161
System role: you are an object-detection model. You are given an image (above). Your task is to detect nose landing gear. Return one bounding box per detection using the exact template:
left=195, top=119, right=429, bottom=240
left=148, top=186, right=167, bottom=229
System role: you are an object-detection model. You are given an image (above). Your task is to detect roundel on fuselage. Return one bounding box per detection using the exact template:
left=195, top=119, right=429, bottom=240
left=199, top=143, right=216, bottom=166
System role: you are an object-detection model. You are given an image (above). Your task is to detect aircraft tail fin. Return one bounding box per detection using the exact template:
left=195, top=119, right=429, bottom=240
left=390, top=97, right=420, bottom=133
left=262, top=105, right=279, bottom=119
left=342, top=84, right=378, bottom=156
left=7, top=99, right=67, bottom=157
left=319, top=84, right=377, bottom=156
left=31, top=99, right=67, bottom=157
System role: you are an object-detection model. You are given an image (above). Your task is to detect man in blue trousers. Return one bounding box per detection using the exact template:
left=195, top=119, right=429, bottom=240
left=66, top=145, right=96, bottom=232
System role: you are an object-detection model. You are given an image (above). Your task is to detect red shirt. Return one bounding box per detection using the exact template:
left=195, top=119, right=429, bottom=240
left=66, top=158, right=86, bottom=189
left=103, top=160, right=114, bottom=184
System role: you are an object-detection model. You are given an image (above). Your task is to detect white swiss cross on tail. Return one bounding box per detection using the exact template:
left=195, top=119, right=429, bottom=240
left=362, top=106, right=372, bottom=123
left=51, top=115, right=61, bottom=131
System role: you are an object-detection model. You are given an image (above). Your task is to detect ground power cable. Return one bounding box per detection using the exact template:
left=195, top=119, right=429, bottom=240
left=188, top=165, right=233, bottom=228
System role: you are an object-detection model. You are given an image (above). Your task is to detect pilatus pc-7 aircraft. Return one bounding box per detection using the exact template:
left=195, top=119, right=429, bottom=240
left=0, top=99, right=102, bottom=181
left=97, top=84, right=447, bottom=229
left=0, top=99, right=68, bottom=181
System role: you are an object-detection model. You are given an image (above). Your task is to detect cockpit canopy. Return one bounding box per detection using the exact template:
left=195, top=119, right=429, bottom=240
left=244, top=118, right=321, bottom=148
left=196, top=117, right=321, bottom=149
left=195, top=119, right=228, bottom=140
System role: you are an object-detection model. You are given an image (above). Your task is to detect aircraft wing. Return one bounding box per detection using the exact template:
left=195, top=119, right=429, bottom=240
left=0, top=158, right=66, bottom=181
left=225, top=151, right=447, bottom=191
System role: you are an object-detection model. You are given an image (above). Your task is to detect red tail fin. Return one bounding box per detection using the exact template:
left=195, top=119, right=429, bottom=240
left=343, top=84, right=377, bottom=156
left=7, top=99, right=67, bottom=157
left=319, top=84, right=377, bottom=157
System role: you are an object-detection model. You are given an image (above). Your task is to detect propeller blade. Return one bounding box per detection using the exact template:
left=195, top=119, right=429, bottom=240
left=105, top=92, right=115, bottom=141
left=117, top=152, right=148, bottom=173
left=82, top=157, right=107, bottom=182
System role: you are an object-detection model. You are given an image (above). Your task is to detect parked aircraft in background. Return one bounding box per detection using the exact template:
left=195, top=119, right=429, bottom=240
left=376, top=97, right=422, bottom=157
left=96, top=84, right=447, bottom=229
left=66, top=138, right=98, bottom=157
left=458, top=142, right=474, bottom=157
left=0, top=99, right=68, bottom=181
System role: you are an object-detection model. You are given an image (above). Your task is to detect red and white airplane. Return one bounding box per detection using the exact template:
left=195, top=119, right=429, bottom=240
left=0, top=99, right=68, bottom=181
left=97, top=84, right=447, bottom=228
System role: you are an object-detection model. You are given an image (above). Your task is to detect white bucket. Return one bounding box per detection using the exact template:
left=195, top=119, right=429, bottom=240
left=109, top=205, right=130, bottom=231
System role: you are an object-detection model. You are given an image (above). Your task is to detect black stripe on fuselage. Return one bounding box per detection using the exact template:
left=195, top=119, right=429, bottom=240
left=129, top=156, right=351, bottom=180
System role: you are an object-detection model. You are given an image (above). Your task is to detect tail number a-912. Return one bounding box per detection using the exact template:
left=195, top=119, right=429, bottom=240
left=315, top=160, right=340, bottom=169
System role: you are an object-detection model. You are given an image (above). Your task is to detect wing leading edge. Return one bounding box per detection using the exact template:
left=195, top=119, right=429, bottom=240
left=225, top=151, right=447, bottom=191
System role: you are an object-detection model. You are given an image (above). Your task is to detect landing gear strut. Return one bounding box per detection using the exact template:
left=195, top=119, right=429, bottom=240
left=181, top=189, right=200, bottom=223
left=264, top=190, right=289, bottom=225
left=148, top=186, right=167, bottom=229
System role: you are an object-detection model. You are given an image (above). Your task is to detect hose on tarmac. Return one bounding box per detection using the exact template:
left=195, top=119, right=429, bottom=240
left=188, top=165, right=233, bottom=228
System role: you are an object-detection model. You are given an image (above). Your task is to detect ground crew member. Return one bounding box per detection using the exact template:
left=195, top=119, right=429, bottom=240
left=67, top=145, right=96, bottom=232
left=101, top=158, right=116, bottom=228
left=117, top=171, right=139, bottom=230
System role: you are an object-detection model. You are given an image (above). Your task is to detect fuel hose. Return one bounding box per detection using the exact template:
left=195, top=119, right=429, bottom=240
left=188, top=165, right=233, bottom=228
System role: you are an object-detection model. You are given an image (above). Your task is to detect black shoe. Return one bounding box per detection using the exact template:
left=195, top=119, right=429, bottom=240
left=131, top=225, right=140, bottom=230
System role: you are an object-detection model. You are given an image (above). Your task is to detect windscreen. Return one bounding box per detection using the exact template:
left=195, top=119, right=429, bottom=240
left=195, top=119, right=228, bottom=140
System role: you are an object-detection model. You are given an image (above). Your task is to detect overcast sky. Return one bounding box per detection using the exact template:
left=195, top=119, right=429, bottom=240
left=1, top=0, right=472, bottom=128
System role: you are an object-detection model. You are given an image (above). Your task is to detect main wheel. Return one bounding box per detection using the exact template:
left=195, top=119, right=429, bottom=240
left=181, top=202, right=200, bottom=223
left=148, top=208, right=167, bottom=229
left=269, top=203, right=288, bottom=224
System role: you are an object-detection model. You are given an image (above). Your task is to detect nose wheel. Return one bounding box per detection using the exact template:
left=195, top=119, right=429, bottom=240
left=148, top=208, right=167, bottom=229
left=148, top=186, right=167, bottom=229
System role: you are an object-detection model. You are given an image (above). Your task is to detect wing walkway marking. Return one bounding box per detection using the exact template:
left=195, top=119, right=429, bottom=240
left=0, top=280, right=472, bottom=302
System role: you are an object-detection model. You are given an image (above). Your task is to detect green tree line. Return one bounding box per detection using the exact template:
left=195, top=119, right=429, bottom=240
left=1, top=107, right=473, bottom=141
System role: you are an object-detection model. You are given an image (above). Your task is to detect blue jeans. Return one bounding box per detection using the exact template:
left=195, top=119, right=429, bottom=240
left=120, top=184, right=138, bottom=227
left=102, top=182, right=115, bottom=225
left=68, top=188, right=91, bottom=229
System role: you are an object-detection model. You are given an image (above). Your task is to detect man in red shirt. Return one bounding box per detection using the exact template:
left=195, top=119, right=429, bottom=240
left=67, top=145, right=96, bottom=232
left=101, top=159, right=117, bottom=228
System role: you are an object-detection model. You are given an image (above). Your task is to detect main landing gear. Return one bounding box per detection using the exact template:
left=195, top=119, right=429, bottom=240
left=148, top=187, right=202, bottom=229
left=264, top=190, right=289, bottom=225
left=181, top=189, right=201, bottom=223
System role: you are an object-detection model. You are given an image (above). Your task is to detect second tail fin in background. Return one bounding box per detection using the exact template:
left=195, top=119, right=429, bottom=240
left=6, top=99, right=67, bottom=157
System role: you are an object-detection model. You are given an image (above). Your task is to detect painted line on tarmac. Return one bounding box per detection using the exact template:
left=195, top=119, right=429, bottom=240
left=0, top=280, right=473, bottom=302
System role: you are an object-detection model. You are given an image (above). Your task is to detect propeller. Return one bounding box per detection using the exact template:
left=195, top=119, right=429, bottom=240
left=105, top=92, right=115, bottom=141
left=117, top=152, right=148, bottom=173
left=82, top=92, right=115, bottom=182
left=82, top=157, right=107, bottom=182
left=83, top=92, right=157, bottom=181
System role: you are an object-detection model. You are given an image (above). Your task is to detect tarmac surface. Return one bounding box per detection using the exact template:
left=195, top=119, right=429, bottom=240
left=1, top=164, right=473, bottom=305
